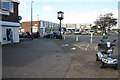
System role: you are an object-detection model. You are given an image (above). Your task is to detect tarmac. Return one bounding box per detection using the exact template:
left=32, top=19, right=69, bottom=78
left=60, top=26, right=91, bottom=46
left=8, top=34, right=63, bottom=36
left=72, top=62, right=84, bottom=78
left=2, top=37, right=119, bottom=79
left=2, top=38, right=71, bottom=78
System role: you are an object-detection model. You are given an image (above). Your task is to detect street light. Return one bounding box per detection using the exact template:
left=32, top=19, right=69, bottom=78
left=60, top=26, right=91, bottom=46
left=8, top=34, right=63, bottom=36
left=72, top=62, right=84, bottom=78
left=57, top=11, right=64, bottom=39
left=31, top=0, right=34, bottom=39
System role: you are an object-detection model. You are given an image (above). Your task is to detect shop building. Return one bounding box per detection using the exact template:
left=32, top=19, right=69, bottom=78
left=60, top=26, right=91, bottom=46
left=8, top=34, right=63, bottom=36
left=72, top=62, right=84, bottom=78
left=0, top=0, right=20, bottom=44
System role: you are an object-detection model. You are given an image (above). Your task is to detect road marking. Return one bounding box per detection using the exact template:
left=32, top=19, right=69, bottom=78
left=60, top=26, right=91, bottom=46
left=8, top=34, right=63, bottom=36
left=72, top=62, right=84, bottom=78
left=74, top=43, right=98, bottom=51
left=85, top=44, right=89, bottom=50
left=79, top=46, right=85, bottom=50
left=79, top=44, right=85, bottom=47
left=95, top=46, right=98, bottom=50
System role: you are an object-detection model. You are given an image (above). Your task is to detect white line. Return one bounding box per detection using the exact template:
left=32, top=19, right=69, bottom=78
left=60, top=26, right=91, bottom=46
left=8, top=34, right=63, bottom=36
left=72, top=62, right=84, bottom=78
left=85, top=44, right=89, bottom=50
left=95, top=46, right=98, bottom=51
left=79, top=44, right=85, bottom=47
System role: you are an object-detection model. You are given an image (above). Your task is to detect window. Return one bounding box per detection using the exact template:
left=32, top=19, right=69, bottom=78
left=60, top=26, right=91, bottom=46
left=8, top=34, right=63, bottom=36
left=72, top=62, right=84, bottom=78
left=2, top=2, right=14, bottom=13
left=33, top=26, right=38, bottom=32
left=2, top=2, right=10, bottom=11
left=34, top=24, right=38, bottom=27
left=10, top=3, right=14, bottom=13
left=21, top=29, right=25, bottom=32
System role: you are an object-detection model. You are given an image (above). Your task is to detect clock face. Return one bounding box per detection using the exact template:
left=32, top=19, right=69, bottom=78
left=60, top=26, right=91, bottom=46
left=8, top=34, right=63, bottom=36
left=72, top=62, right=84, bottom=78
left=58, top=14, right=62, bottom=18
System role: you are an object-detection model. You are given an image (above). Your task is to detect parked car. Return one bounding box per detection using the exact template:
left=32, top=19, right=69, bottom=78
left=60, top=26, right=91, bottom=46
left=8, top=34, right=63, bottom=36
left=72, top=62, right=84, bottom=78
left=97, top=30, right=102, bottom=34
left=31, top=32, right=40, bottom=38
left=65, top=30, right=71, bottom=34
left=74, top=30, right=81, bottom=34
left=43, top=33, right=52, bottom=38
left=19, top=33, right=28, bottom=38
left=43, top=32, right=61, bottom=39
left=81, top=31, right=88, bottom=35
left=88, top=30, right=94, bottom=35
left=19, top=32, right=40, bottom=38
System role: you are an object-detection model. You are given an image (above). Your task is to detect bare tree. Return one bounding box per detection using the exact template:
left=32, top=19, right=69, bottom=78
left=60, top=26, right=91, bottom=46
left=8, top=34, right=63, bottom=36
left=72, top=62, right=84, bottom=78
left=94, top=13, right=117, bottom=34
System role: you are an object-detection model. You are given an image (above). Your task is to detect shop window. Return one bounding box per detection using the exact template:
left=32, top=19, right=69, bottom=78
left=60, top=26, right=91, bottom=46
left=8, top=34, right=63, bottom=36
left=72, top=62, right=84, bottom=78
left=21, top=29, right=24, bottom=32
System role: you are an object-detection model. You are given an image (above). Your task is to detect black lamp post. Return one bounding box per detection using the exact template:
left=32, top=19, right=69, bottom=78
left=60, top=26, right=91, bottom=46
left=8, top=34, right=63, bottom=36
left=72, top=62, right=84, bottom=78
left=57, top=11, right=64, bottom=39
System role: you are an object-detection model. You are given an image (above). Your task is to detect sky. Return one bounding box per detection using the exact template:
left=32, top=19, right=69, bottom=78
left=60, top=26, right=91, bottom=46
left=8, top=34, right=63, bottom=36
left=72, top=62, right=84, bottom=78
left=19, top=0, right=119, bottom=25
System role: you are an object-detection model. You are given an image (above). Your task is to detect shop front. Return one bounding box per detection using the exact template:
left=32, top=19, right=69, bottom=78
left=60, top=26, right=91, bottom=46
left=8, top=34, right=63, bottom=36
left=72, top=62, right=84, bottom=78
left=0, top=0, right=20, bottom=45
left=0, top=21, right=20, bottom=44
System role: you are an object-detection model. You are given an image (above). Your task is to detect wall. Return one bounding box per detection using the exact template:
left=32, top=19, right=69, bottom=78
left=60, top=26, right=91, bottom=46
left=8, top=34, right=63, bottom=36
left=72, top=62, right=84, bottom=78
left=118, top=1, right=120, bottom=28
left=2, top=2, right=19, bottom=22
left=0, top=27, right=2, bottom=43
left=20, top=21, right=40, bottom=33
left=13, top=27, right=19, bottom=43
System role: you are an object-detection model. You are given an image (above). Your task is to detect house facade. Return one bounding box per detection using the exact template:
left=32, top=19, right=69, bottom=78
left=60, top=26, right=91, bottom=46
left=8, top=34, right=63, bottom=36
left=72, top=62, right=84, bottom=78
left=0, top=0, right=20, bottom=44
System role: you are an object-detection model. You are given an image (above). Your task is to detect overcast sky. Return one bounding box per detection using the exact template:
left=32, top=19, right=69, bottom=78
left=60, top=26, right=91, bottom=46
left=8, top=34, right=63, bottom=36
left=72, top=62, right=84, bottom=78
left=19, top=0, right=119, bottom=25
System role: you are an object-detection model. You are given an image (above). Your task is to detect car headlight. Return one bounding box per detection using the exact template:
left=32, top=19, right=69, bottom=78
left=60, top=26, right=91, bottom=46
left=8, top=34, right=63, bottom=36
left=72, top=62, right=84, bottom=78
left=107, top=42, right=111, bottom=47
left=107, top=49, right=113, bottom=53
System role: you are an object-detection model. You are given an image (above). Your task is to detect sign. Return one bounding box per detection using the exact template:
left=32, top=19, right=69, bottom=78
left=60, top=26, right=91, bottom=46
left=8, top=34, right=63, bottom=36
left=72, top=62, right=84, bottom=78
left=18, top=16, right=22, bottom=20
left=0, top=10, right=10, bottom=15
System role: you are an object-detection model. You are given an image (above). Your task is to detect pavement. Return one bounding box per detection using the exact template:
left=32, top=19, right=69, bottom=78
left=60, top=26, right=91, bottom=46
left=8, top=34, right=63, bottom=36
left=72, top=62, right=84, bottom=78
left=2, top=38, right=71, bottom=78
left=53, top=39, right=119, bottom=78
left=2, top=36, right=120, bottom=79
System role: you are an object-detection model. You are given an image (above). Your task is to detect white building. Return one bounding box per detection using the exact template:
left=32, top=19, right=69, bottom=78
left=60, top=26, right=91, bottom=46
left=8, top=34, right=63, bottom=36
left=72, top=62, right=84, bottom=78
left=40, top=20, right=59, bottom=35
left=0, top=0, right=20, bottom=44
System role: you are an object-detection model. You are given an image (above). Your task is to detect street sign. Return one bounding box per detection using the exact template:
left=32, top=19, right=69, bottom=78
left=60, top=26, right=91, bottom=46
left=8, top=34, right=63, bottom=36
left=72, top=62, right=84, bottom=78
left=18, top=16, right=22, bottom=20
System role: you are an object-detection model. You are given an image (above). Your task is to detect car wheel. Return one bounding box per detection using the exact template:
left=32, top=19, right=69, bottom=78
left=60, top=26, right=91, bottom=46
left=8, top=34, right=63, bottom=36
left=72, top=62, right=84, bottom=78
left=114, top=64, right=118, bottom=70
left=100, top=62, right=105, bottom=68
left=96, top=54, right=100, bottom=61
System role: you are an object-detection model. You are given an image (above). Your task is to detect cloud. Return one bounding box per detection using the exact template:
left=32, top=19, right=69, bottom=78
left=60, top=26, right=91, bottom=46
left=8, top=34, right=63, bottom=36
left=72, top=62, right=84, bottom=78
left=62, top=11, right=99, bottom=24
left=61, top=9, right=118, bottom=24
left=19, top=0, right=119, bottom=2
left=100, top=8, right=118, bottom=18
left=41, top=6, right=53, bottom=12
left=19, top=1, right=28, bottom=10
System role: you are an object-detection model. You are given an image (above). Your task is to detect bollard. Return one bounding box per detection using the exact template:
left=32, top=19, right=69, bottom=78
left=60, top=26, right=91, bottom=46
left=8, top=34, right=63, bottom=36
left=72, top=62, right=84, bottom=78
left=90, top=37, right=93, bottom=43
left=76, top=36, right=79, bottom=42
left=64, top=35, right=66, bottom=40
left=91, top=33, right=93, bottom=38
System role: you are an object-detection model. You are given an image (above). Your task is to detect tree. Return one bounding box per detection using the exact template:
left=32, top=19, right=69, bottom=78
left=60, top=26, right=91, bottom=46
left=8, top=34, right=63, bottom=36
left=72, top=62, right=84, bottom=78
left=94, top=13, right=117, bottom=34
left=91, top=25, right=98, bottom=30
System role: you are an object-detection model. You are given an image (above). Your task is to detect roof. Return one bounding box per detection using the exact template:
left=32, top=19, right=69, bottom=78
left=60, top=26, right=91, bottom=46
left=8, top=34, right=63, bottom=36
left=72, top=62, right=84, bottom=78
left=1, top=0, right=20, bottom=3
left=12, top=0, right=20, bottom=3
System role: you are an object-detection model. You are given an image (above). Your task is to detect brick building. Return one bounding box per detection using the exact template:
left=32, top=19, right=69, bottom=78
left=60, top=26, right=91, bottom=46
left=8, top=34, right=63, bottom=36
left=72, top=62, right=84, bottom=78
left=0, top=0, right=20, bottom=44
left=20, top=21, right=40, bottom=33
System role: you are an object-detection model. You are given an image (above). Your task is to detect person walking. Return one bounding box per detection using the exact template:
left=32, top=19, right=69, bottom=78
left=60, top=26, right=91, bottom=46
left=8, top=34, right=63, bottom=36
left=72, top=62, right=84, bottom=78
left=26, top=31, right=30, bottom=38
